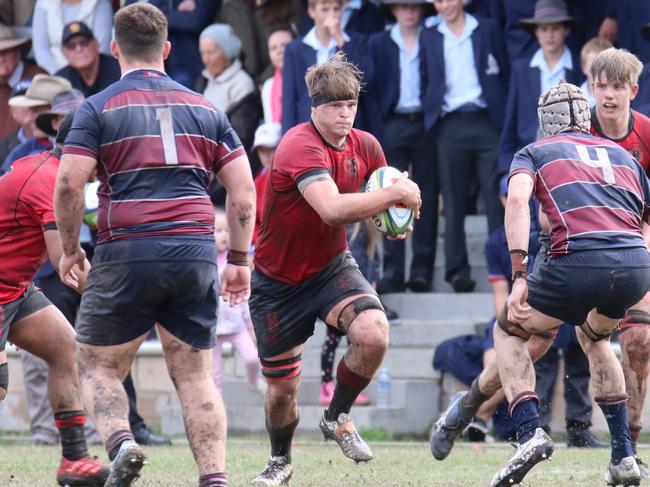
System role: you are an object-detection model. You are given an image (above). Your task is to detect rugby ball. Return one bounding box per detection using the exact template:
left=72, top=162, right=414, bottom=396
left=83, top=180, right=99, bottom=230
left=365, top=166, right=415, bottom=236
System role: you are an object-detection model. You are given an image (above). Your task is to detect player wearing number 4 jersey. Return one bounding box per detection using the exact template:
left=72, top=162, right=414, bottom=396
left=250, top=52, right=421, bottom=486
left=589, top=48, right=650, bottom=480
left=431, top=81, right=650, bottom=487
left=54, top=4, right=256, bottom=487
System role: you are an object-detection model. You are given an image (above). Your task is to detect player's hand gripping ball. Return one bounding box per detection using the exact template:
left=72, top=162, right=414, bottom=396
left=365, top=166, right=415, bottom=236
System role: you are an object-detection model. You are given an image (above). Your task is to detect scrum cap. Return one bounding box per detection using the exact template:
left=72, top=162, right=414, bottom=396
left=537, top=80, right=590, bottom=137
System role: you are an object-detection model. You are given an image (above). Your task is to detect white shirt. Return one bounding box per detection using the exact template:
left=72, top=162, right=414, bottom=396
left=303, top=27, right=350, bottom=66
left=530, top=46, right=573, bottom=94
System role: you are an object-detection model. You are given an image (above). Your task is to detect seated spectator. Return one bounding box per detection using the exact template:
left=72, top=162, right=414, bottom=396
left=579, top=36, right=613, bottom=107
left=0, top=25, right=44, bottom=141
left=32, top=0, right=113, bottom=74
left=126, top=0, right=218, bottom=88
left=55, top=21, right=120, bottom=96
left=1, top=74, right=71, bottom=173
left=261, top=26, right=293, bottom=124
left=197, top=23, right=259, bottom=149
left=0, top=79, right=31, bottom=164
left=251, top=122, right=282, bottom=244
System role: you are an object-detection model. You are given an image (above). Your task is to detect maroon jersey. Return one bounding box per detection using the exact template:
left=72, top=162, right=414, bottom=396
left=591, top=109, right=650, bottom=173
left=0, top=152, right=58, bottom=303
left=254, top=123, right=386, bottom=284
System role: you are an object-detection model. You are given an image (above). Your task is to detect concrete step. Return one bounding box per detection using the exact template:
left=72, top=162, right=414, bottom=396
left=160, top=380, right=439, bottom=437
left=381, top=292, right=493, bottom=321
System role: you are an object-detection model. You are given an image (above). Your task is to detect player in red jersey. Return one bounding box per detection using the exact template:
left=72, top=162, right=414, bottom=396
left=590, top=47, right=650, bottom=479
left=249, top=52, right=421, bottom=486
left=0, top=113, right=109, bottom=486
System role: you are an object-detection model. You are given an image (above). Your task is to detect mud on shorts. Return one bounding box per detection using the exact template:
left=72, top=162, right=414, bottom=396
left=0, top=284, right=51, bottom=351
left=526, top=248, right=650, bottom=326
left=76, top=236, right=219, bottom=349
left=250, top=251, right=378, bottom=358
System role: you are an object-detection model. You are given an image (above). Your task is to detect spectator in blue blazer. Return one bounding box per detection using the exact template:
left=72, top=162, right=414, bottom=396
left=633, top=25, right=650, bottom=116
left=419, top=0, right=508, bottom=293
left=490, top=0, right=609, bottom=63
left=369, top=0, right=436, bottom=294
left=497, top=0, right=584, bottom=176
left=300, top=0, right=386, bottom=36
left=281, top=0, right=378, bottom=134
left=616, top=0, right=650, bottom=64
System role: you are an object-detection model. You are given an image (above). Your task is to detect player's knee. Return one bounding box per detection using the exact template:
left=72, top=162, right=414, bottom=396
left=625, top=339, right=650, bottom=374
left=528, top=333, right=555, bottom=362
left=353, top=313, right=389, bottom=354
left=266, top=378, right=299, bottom=408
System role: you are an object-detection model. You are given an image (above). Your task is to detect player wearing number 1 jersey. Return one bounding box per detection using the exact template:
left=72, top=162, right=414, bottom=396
left=54, top=4, right=256, bottom=487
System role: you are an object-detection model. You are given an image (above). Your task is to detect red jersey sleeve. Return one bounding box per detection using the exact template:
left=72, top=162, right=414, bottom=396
left=21, top=160, right=57, bottom=229
left=275, top=126, right=331, bottom=191
left=362, top=131, right=387, bottom=174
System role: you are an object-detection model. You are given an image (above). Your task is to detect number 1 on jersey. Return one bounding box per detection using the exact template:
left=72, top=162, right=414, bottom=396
left=575, top=144, right=615, bottom=184
left=156, top=107, right=178, bottom=165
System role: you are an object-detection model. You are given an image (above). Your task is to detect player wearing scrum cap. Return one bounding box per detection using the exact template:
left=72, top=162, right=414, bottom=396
left=250, top=51, right=421, bottom=486
left=432, top=81, right=650, bottom=487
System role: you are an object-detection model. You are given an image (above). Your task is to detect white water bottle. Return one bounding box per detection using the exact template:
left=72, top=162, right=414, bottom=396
left=376, top=367, right=392, bottom=409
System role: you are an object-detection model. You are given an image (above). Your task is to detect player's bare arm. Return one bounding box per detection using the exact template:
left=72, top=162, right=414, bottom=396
left=504, top=172, right=534, bottom=324
left=216, top=155, right=256, bottom=306
left=54, top=153, right=97, bottom=283
left=302, top=172, right=421, bottom=226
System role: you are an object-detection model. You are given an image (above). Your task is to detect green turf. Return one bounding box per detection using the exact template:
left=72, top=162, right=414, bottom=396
left=0, top=439, right=623, bottom=486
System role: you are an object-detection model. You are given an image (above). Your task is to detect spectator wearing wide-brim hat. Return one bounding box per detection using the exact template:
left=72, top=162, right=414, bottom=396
left=2, top=74, right=71, bottom=172
left=35, top=88, right=84, bottom=137
left=518, top=0, right=577, bottom=32
left=497, top=0, right=583, bottom=175
left=0, top=24, right=46, bottom=141
left=369, top=0, right=437, bottom=295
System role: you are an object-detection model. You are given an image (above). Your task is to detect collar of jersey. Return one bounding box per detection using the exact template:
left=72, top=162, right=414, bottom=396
left=309, top=119, right=346, bottom=152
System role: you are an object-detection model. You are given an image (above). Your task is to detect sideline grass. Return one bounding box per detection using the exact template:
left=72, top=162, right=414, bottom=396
left=0, top=439, right=617, bottom=486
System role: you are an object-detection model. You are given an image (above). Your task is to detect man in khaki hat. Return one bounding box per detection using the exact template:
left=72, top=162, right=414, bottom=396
left=0, top=24, right=44, bottom=140
left=1, top=74, right=70, bottom=173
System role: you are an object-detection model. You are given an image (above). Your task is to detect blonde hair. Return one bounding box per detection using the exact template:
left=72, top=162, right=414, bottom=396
left=590, top=48, right=643, bottom=88
left=580, top=37, right=613, bottom=68
left=305, top=51, right=362, bottom=102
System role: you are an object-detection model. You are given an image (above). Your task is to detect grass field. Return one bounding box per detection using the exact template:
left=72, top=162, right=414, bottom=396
left=0, top=438, right=623, bottom=486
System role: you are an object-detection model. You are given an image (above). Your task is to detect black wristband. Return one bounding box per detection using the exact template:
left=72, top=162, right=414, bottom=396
left=0, top=362, right=8, bottom=392
left=227, top=249, right=249, bottom=266
left=509, top=249, right=529, bottom=260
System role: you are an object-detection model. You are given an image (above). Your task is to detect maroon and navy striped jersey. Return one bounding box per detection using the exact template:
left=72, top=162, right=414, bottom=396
left=509, top=131, right=650, bottom=256
left=63, top=69, right=245, bottom=244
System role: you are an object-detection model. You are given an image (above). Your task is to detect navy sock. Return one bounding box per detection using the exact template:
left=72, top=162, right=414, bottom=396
left=599, top=401, right=634, bottom=462
left=511, top=398, right=541, bottom=445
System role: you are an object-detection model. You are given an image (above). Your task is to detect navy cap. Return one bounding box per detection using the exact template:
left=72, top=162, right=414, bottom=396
left=10, top=78, right=31, bottom=98
left=61, top=21, right=94, bottom=46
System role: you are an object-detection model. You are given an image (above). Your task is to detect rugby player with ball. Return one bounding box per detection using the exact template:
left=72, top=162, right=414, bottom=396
left=250, top=51, right=421, bottom=486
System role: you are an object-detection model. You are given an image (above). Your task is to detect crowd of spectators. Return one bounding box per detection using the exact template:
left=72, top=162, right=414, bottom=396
left=3, top=0, right=650, bottom=295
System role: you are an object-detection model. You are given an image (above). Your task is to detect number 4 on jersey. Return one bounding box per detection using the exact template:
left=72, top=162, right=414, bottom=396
left=575, top=144, right=615, bottom=184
